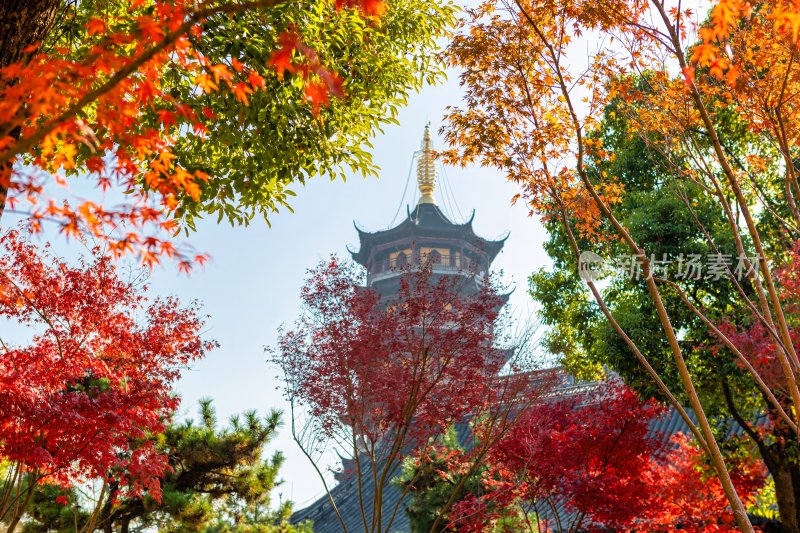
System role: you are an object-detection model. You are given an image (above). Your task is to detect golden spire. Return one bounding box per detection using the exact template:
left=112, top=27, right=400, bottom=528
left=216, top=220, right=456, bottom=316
left=416, top=123, right=437, bottom=205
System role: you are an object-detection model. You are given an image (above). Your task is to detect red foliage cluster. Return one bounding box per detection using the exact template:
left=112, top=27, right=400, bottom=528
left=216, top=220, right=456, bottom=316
left=480, top=383, right=665, bottom=531
left=440, top=383, right=766, bottom=532
left=1, top=1, right=252, bottom=267
left=0, top=231, right=215, bottom=499
left=719, top=319, right=790, bottom=393
left=275, top=256, right=507, bottom=447
left=640, top=433, right=766, bottom=533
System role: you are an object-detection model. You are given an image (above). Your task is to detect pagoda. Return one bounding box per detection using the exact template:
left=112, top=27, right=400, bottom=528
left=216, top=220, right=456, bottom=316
left=350, top=124, right=507, bottom=299
left=291, top=125, right=511, bottom=533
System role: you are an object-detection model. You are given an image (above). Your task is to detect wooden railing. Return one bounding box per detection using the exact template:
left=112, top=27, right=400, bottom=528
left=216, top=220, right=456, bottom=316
left=368, top=255, right=484, bottom=283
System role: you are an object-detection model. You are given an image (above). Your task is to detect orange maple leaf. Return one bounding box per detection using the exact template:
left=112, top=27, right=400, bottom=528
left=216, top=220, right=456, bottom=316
left=304, top=82, right=330, bottom=116
left=776, top=11, right=800, bottom=43
left=195, top=74, right=218, bottom=93
left=232, top=82, right=253, bottom=105
left=86, top=18, right=106, bottom=36
left=248, top=71, right=265, bottom=89
left=137, top=16, right=166, bottom=41
left=209, top=63, right=232, bottom=83
left=137, top=81, right=159, bottom=103
left=268, top=45, right=295, bottom=80
left=157, top=109, right=176, bottom=128
left=362, top=0, right=387, bottom=17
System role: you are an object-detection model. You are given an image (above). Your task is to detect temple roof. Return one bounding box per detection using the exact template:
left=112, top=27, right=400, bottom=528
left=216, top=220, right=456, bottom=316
left=290, top=377, right=723, bottom=532
left=349, top=202, right=507, bottom=266
left=349, top=124, right=508, bottom=268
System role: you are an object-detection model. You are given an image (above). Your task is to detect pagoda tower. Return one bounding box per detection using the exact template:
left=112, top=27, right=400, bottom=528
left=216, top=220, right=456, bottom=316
left=350, top=124, right=507, bottom=298
left=292, top=125, right=509, bottom=533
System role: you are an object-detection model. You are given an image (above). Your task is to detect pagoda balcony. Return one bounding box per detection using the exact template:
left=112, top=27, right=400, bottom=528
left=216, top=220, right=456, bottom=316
left=367, top=254, right=486, bottom=285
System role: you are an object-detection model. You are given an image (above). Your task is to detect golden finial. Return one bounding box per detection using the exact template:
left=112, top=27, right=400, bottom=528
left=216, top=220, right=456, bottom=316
left=417, top=123, right=437, bottom=205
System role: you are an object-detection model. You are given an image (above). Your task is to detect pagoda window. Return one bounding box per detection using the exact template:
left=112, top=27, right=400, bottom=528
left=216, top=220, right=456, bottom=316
left=395, top=251, right=408, bottom=268
left=428, top=250, right=442, bottom=265
left=378, top=252, right=390, bottom=272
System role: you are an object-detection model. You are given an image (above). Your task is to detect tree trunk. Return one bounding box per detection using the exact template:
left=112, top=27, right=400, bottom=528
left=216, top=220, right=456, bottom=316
left=762, top=440, right=800, bottom=533
left=0, top=0, right=63, bottom=223
left=0, top=0, right=62, bottom=69
left=4, top=481, right=36, bottom=533
left=772, top=459, right=800, bottom=533
left=98, top=480, right=118, bottom=533
left=721, top=381, right=798, bottom=532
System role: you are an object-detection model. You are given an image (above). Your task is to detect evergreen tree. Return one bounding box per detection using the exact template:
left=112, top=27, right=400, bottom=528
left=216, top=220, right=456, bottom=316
left=18, top=400, right=309, bottom=533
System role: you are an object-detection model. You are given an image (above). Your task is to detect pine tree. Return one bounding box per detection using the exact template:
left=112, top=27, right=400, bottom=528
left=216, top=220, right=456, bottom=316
left=17, top=400, right=308, bottom=533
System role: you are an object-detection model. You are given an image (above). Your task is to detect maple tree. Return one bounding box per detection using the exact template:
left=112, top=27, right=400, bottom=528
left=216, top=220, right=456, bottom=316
left=488, top=383, right=667, bottom=532
left=272, top=257, right=554, bottom=533
left=0, top=230, right=215, bottom=532
left=0, top=0, right=455, bottom=268
left=640, top=434, right=767, bottom=533
left=527, top=85, right=796, bottom=528
left=441, top=1, right=800, bottom=530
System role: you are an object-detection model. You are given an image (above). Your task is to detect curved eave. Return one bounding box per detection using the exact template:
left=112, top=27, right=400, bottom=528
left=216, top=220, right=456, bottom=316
left=481, top=232, right=509, bottom=262
left=353, top=220, right=371, bottom=238
left=346, top=244, right=364, bottom=265
left=466, top=233, right=507, bottom=263
left=351, top=207, right=508, bottom=265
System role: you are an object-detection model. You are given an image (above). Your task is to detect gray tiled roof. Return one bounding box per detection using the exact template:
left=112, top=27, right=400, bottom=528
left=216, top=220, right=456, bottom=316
left=290, top=462, right=411, bottom=533
left=291, top=386, right=759, bottom=533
